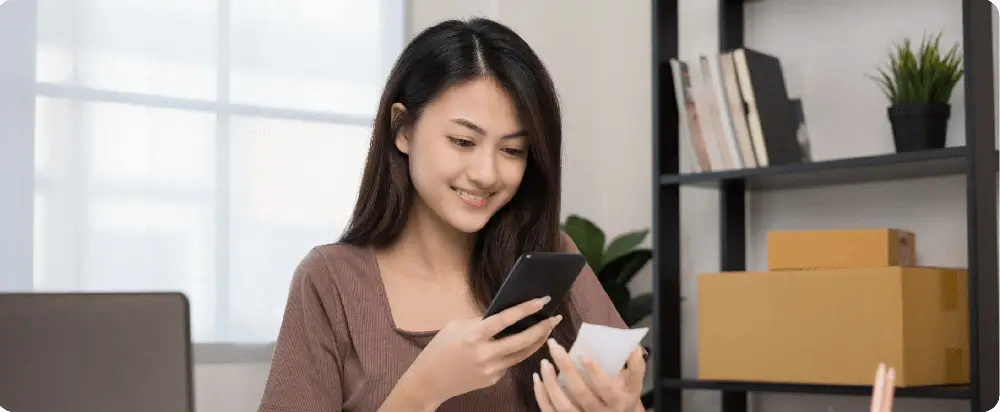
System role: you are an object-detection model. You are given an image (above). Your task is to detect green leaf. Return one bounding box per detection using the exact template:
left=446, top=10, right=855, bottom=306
left=563, top=215, right=605, bottom=270
left=624, top=292, right=654, bottom=326
left=598, top=249, right=652, bottom=284
left=602, top=281, right=631, bottom=319
left=603, top=229, right=649, bottom=266
left=870, top=31, right=963, bottom=105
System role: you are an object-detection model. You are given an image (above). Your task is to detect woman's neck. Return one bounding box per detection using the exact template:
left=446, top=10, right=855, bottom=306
left=386, top=198, right=475, bottom=278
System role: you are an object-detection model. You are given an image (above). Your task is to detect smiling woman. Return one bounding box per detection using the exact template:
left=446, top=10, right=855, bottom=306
left=258, top=17, right=644, bottom=412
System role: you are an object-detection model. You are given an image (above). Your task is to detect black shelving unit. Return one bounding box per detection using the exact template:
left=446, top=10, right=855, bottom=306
left=649, top=1, right=998, bottom=411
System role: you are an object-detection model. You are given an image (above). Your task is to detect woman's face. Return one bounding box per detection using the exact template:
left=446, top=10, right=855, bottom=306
left=395, top=76, right=528, bottom=234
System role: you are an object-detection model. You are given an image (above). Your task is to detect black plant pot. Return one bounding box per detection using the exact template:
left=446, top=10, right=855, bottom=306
left=887, top=102, right=950, bottom=153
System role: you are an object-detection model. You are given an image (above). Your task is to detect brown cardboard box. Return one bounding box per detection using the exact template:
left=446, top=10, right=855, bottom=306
left=697, top=266, right=968, bottom=387
left=766, top=229, right=915, bottom=270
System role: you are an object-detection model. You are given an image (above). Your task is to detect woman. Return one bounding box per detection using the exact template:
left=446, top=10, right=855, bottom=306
left=257, top=17, right=645, bottom=412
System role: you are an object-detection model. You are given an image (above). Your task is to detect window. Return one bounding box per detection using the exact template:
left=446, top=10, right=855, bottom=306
left=29, top=0, right=405, bottom=344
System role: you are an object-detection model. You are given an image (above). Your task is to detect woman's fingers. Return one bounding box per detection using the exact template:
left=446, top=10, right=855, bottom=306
left=493, top=315, right=562, bottom=361
left=870, top=362, right=897, bottom=412
left=880, top=366, right=896, bottom=412
left=534, top=372, right=557, bottom=412
left=577, top=350, right=620, bottom=405
left=870, top=362, right=886, bottom=412
left=540, top=358, right=581, bottom=411
left=546, top=338, right=605, bottom=410
left=622, top=347, right=646, bottom=395
left=479, top=296, right=550, bottom=339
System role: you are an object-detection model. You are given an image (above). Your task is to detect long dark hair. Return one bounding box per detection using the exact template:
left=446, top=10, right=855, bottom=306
left=339, top=17, right=577, bottom=409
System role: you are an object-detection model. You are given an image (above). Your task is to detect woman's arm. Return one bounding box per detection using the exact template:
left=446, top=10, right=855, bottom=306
left=558, top=230, right=628, bottom=329
left=376, top=367, right=443, bottom=412
left=258, top=249, right=347, bottom=412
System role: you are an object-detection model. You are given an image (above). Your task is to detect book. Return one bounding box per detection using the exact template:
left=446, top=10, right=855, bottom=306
left=732, top=48, right=804, bottom=166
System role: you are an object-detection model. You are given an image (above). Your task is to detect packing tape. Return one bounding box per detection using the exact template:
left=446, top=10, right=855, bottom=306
left=940, top=270, right=959, bottom=311
left=945, top=347, right=965, bottom=383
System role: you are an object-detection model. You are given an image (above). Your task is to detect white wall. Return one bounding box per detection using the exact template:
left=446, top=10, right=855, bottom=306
left=194, top=363, right=271, bottom=412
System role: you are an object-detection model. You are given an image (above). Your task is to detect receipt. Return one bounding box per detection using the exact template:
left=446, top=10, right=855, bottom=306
left=557, top=322, right=649, bottom=387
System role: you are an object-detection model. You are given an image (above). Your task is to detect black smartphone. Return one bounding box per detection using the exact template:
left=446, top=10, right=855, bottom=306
left=483, top=252, right=587, bottom=339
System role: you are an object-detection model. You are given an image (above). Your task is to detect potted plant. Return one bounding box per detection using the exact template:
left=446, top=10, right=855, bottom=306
left=561, top=214, right=656, bottom=410
left=870, top=32, right=963, bottom=152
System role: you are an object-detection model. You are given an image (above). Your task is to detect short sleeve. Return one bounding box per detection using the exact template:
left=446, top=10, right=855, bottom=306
left=559, top=230, right=628, bottom=329
left=258, top=248, right=346, bottom=412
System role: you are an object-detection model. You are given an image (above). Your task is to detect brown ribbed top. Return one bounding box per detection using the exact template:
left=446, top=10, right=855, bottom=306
left=257, top=234, right=627, bottom=412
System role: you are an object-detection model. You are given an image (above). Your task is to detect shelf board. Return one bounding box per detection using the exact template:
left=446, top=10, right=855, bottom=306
left=659, top=147, right=988, bottom=190
left=661, top=378, right=972, bottom=399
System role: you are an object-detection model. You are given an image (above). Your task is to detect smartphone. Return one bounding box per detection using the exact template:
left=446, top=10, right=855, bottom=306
left=483, top=252, right=587, bottom=339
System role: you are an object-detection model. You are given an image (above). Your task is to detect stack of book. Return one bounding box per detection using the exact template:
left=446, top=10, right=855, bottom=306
left=669, top=48, right=812, bottom=173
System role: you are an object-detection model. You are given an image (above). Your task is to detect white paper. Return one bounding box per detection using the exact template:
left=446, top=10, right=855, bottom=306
left=557, top=322, right=649, bottom=387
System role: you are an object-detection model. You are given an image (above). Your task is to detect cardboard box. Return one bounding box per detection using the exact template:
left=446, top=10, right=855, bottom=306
left=766, top=229, right=915, bottom=270
left=697, top=266, right=968, bottom=387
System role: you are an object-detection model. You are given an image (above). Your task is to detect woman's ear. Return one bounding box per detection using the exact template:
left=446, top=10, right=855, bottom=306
left=391, top=103, right=410, bottom=154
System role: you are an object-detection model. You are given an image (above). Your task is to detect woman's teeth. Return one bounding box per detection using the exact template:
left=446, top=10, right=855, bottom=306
left=456, top=189, right=492, bottom=205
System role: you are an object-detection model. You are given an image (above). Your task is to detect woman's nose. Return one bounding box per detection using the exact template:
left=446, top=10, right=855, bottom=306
left=466, top=150, right=500, bottom=189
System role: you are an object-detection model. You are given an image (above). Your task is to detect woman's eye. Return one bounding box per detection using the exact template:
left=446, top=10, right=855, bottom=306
left=501, top=147, right=525, bottom=156
left=448, top=137, right=474, bottom=147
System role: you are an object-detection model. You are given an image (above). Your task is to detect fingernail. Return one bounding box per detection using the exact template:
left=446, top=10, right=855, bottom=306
left=532, top=372, right=541, bottom=384
left=541, top=358, right=553, bottom=372
left=550, top=315, right=563, bottom=326
left=537, top=296, right=551, bottom=306
left=547, top=338, right=558, bottom=350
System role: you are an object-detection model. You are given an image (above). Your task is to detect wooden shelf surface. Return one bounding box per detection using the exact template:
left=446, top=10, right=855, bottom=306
left=661, top=378, right=972, bottom=399
left=659, top=147, right=996, bottom=190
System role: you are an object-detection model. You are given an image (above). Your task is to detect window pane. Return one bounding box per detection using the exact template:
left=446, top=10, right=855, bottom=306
left=36, top=0, right=75, bottom=84
left=81, top=101, right=217, bottom=192
left=34, top=97, right=77, bottom=181
left=227, top=116, right=370, bottom=342
left=33, top=97, right=220, bottom=342
left=37, top=0, right=218, bottom=100
left=34, top=195, right=218, bottom=341
left=229, top=0, right=403, bottom=115
left=34, top=98, right=82, bottom=293
left=94, top=199, right=218, bottom=341
left=33, top=192, right=49, bottom=289
left=32, top=186, right=82, bottom=292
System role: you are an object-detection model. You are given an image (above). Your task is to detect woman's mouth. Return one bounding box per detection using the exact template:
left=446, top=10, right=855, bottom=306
left=454, top=188, right=493, bottom=207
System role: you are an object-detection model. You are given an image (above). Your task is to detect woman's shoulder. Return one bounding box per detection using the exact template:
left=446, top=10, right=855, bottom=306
left=556, top=229, right=581, bottom=254
left=300, top=241, right=377, bottom=273
left=554, top=229, right=629, bottom=329
left=288, top=242, right=381, bottom=299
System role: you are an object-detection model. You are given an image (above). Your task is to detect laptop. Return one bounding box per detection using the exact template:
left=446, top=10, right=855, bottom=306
left=0, top=292, right=194, bottom=412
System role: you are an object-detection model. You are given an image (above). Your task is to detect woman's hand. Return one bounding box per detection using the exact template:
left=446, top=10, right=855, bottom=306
left=401, top=296, right=562, bottom=406
left=869, top=362, right=895, bottom=412
left=532, top=338, right=645, bottom=412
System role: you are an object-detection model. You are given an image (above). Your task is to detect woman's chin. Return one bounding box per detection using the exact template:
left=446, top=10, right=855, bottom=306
left=437, top=206, right=498, bottom=234
left=446, top=215, right=492, bottom=234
